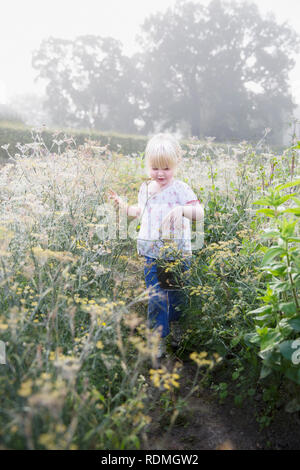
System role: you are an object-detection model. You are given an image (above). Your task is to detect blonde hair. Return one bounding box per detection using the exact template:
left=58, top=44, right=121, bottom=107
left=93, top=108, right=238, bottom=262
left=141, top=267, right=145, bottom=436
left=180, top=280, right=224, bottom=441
left=145, top=133, right=182, bottom=175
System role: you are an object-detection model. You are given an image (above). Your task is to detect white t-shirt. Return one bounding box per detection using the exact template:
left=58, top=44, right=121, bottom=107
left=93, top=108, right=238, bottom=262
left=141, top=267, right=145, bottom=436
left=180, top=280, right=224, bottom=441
left=137, top=179, right=200, bottom=259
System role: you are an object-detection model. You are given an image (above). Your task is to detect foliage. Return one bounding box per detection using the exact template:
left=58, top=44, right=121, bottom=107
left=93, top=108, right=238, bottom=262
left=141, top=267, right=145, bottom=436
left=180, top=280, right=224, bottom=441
left=31, top=0, right=299, bottom=142
left=0, top=121, right=254, bottom=165
left=175, top=140, right=299, bottom=419
left=0, top=133, right=163, bottom=449
left=0, top=128, right=299, bottom=450
left=32, top=36, right=142, bottom=133
left=245, top=180, right=300, bottom=390
left=128, top=0, right=299, bottom=141
left=0, top=123, right=147, bottom=163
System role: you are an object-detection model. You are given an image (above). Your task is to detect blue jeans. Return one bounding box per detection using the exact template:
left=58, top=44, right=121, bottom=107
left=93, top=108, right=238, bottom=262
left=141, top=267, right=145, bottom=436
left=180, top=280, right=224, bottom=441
left=144, top=256, right=191, bottom=338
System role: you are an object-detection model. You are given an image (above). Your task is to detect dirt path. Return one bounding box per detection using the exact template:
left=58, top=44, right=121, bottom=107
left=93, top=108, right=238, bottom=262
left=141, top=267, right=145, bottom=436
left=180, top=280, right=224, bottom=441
left=143, top=360, right=300, bottom=450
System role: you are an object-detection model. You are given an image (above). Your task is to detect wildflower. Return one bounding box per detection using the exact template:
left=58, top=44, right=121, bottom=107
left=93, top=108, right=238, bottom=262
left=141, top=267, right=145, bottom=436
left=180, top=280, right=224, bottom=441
left=149, top=366, right=180, bottom=391
left=190, top=351, right=213, bottom=369
left=39, top=433, right=55, bottom=449
left=18, top=379, right=33, bottom=397
left=32, top=246, right=75, bottom=265
left=49, top=351, right=56, bottom=361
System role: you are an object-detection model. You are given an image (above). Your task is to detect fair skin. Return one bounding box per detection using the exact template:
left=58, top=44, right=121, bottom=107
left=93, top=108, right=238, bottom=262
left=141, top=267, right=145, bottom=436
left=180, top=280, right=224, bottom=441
left=107, top=163, right=203, bottom=232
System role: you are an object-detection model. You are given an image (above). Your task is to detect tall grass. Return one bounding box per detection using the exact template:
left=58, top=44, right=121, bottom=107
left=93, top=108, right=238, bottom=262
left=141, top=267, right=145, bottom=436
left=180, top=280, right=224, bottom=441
left=0, top=129, right=298, bottom=447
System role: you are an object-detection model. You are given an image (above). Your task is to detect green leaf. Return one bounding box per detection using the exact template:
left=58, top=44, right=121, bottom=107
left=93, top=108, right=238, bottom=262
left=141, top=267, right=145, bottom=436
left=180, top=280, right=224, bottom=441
left=256, top=208, right=276, bottom=217
left=253, top=197, right=273, bottom=206
left=254, top=314, right=273, bottom=322
left=279, top=340, right=295, bottom=361
left=261, top=247, right=285, bottom=265
left=287, top=317, right=300, bottom=332
left=260, top=365, right=272, bottom=379
left=105, top=429, right=114, bottom=440
left=271, top=280, right=290, bottom=293
left=284, top=367, right=300, bottom=385
left=261, top=230, right=280, bottom=239
left=98, top=393, right=106, bottom=404
left=267, top=265, right=287, bottom=276
left=259, top=348, right=281, bottom=366
left=277, top=193, right=298, bottom=205
left=279, top=302, right=298, bottom=316
left=291, top=197, right=300, bottom=206
left=284, top=208, right=300, bottom=216
left=278, top=318, right=294, bottom=336
left=281, top=218, right=297, bottom=238
left=276, top=179, right=300, bottom=191
left=232, top=371, right=240, bottom=380
left=248, top=305, right=273, bottom=315
left=244, top=332, right=260, bottom=346
left=230, top=336, right=240, bottom=347
left=260, top=330, right=282, bottom=351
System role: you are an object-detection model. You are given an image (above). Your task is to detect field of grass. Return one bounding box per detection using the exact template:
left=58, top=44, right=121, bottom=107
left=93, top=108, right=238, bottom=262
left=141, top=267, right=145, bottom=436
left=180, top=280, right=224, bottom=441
left=0, top=129, right=299, bottom=449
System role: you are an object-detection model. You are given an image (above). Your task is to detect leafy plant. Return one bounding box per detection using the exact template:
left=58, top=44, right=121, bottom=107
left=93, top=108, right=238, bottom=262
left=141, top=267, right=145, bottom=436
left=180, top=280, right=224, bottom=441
left=245, top=180, right=300, bottom=387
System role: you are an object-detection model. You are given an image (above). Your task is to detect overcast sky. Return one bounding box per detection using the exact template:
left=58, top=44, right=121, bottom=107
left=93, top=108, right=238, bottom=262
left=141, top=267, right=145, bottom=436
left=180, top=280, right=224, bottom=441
left=1, top=0, right=300, bottom=104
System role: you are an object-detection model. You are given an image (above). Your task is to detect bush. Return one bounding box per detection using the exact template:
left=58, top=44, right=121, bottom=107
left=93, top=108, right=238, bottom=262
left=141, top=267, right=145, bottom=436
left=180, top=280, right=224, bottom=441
left=0, top=123, right=148, bottom=163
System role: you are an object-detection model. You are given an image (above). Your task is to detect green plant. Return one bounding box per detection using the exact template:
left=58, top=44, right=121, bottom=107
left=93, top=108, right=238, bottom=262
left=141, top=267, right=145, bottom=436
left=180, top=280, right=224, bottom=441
left=245, top=179, right=300, bottom=388
left=211, top=381, right=228, bottom=403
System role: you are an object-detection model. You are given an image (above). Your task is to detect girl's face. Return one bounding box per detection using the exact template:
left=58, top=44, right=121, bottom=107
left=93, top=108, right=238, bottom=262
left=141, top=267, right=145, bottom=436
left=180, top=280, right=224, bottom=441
left=149, top=164, right=175, bottom=189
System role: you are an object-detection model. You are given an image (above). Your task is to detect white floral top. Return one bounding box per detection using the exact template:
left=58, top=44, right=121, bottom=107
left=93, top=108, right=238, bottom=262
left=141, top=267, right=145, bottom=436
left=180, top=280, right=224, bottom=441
left=137, top=179, right=200, bottom=259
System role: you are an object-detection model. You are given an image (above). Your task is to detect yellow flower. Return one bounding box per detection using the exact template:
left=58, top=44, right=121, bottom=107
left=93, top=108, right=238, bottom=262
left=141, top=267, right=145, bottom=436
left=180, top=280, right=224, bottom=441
left=190, top=351, right=213, bottom=368
left=149, top=367, right=180, bottom=390
left=49, top=351, right=56, bottom=361
left=18, top=379, right=33, bottom=397
left=96, top=340, right=104, bottom=349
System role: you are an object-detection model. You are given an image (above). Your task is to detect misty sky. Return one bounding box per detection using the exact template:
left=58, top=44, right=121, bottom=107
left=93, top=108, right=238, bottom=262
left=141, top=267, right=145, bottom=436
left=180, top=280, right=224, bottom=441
left=1, top=0, right=300, bottom=104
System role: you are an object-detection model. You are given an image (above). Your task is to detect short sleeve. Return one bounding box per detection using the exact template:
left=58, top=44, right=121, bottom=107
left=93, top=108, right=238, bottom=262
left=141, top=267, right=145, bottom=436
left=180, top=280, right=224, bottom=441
left=180, top=182, right=200, bottom=206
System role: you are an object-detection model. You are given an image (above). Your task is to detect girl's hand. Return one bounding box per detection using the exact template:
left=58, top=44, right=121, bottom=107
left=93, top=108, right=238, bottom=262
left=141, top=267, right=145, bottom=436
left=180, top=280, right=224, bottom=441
left=107, top=189, right=120, bottom=205
left=107, top=189, right=127, bottom=211
left=160, top=206, right=184, bottom=238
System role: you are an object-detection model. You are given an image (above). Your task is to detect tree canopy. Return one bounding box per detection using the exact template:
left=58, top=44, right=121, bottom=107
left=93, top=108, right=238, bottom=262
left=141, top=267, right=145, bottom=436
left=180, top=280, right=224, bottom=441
left=137, top=0, right=299, bottom=142
left=32, top=0, right=300, bottom=143
left=32, top=35, right=141, bottom=132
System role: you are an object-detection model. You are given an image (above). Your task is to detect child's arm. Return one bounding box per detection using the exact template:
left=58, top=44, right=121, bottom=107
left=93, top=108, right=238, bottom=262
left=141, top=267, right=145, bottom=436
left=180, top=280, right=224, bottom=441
left=107, top=190, right=141, bottom=218
left=127, top=204, right=141, bottom=218
left=182, top=203, right=204, bottom=221
left=160, top=203, right=203, bottom=235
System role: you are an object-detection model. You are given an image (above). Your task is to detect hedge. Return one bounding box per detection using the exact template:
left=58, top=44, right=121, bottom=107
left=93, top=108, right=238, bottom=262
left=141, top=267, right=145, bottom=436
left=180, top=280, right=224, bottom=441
left=0, top=123, right=148, bottom=163
left=0, top=122, right=284, bottom=164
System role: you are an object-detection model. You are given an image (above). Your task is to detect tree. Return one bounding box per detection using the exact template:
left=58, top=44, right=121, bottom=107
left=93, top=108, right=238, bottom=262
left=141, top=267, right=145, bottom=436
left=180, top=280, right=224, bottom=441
left=136, top=0, right=299, bottom=142
left=32, top=35, right=142, bottom=133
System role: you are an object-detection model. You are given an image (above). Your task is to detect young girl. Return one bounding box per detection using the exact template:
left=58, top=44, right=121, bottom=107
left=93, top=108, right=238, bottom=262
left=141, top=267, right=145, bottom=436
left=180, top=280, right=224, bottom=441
left=108, top=133, right=203, bottom=359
